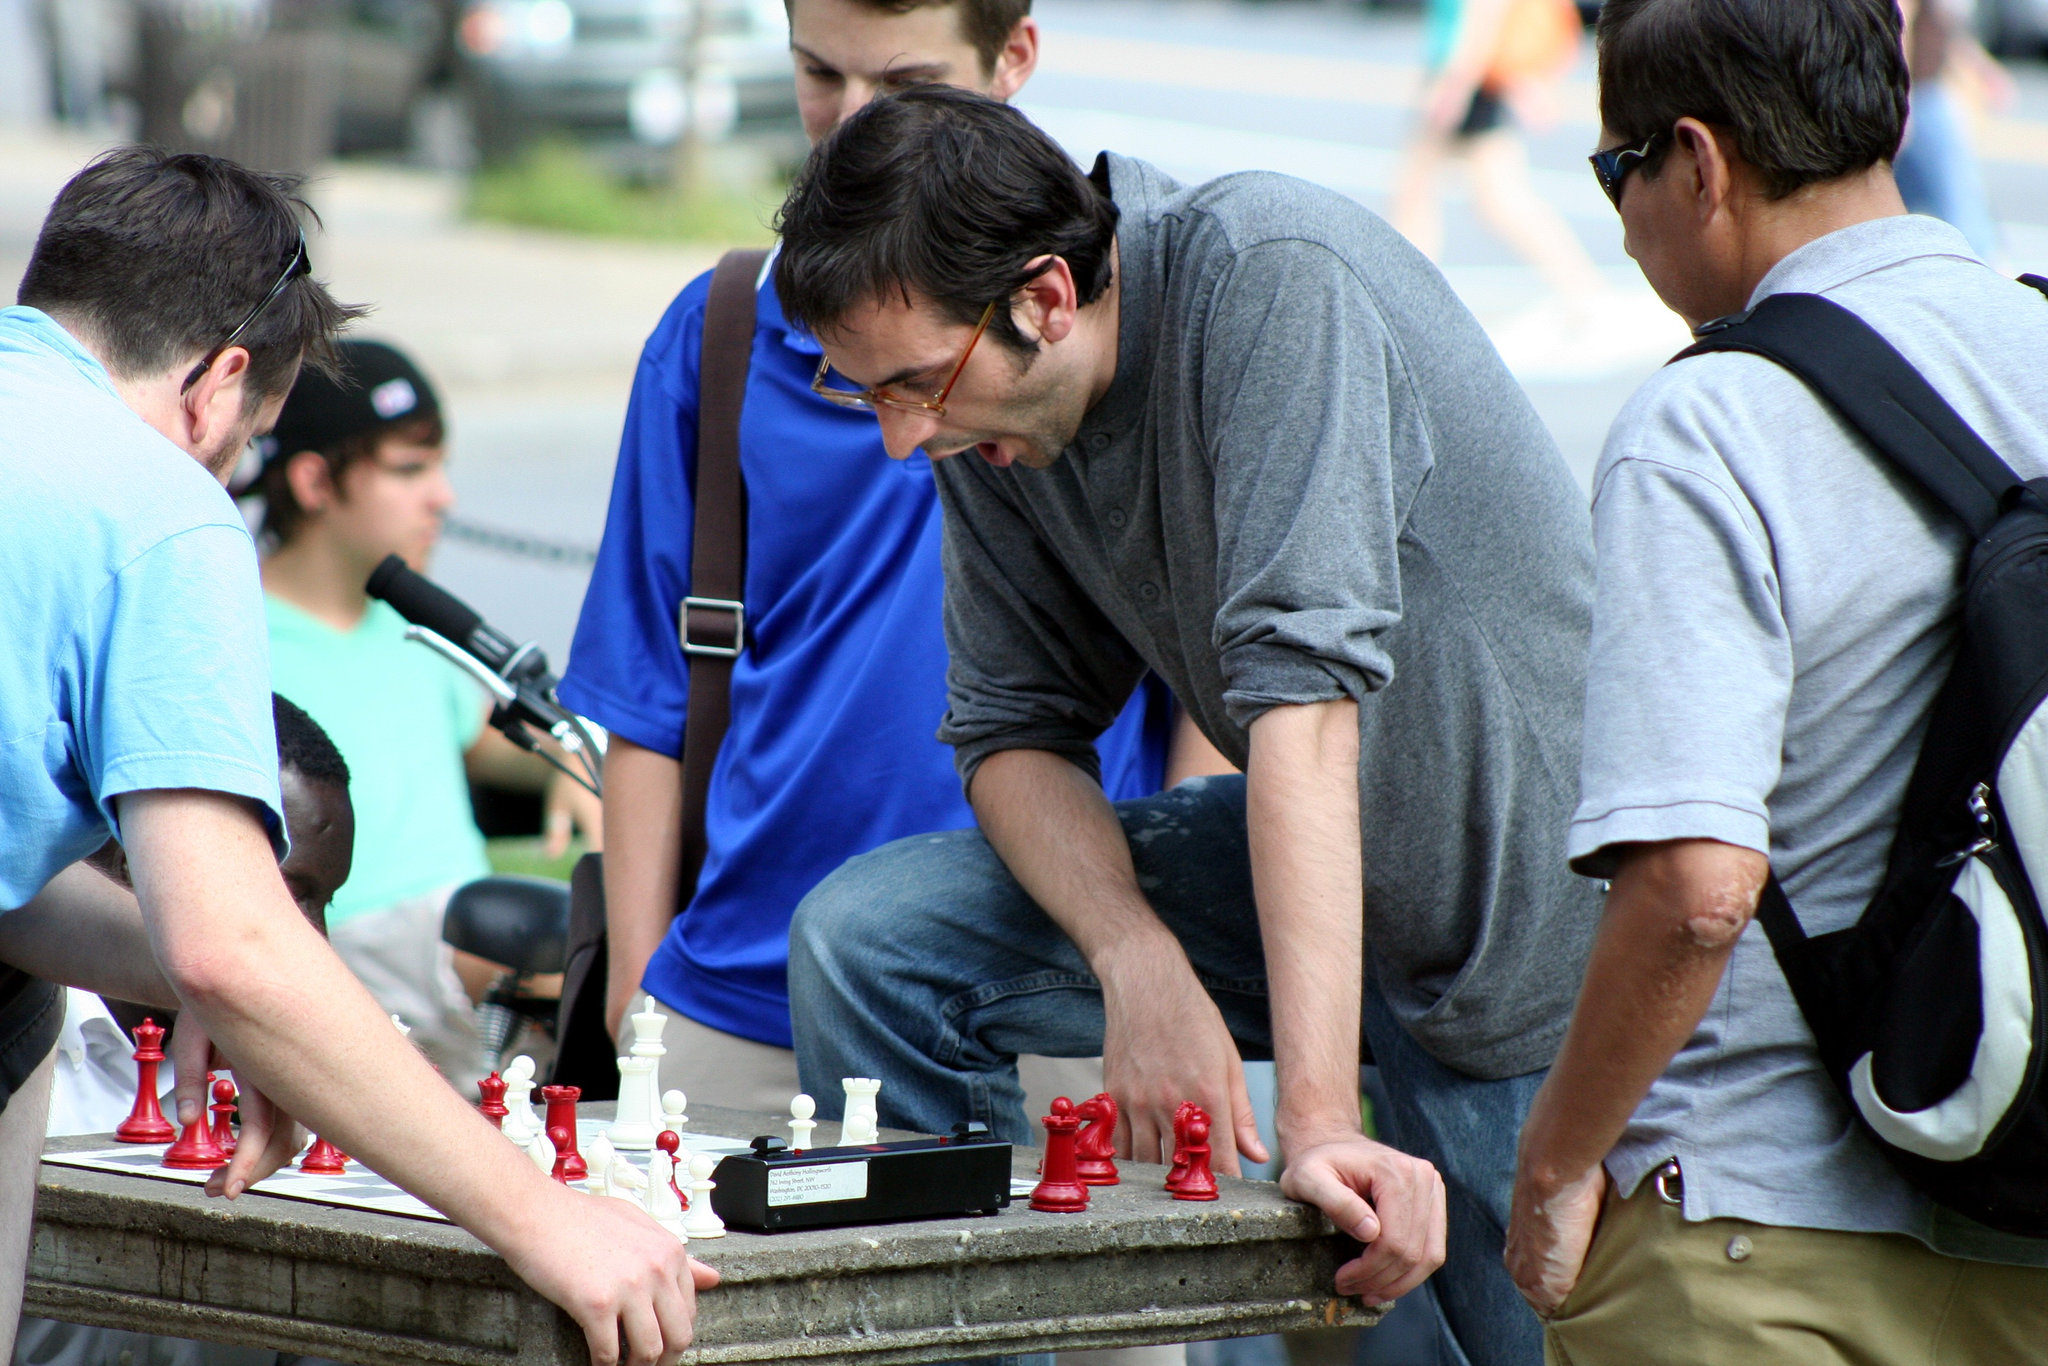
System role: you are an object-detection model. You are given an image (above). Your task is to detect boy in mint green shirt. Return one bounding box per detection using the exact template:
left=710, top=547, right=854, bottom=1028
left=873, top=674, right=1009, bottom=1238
left=251, top=340, right=598, bottom=1089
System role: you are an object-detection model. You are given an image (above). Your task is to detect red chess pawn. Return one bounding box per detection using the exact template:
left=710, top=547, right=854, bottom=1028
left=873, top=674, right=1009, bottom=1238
left=1164, top=1101, right=1198, bottom=1194
left=162, top=1111, right=228, bottom=1170
left=1029, top=1097, right=1090, bottom=1213
left=300, top=1136, right=348, bottom=1175
left=477, top=1072, right=509, bottom=1130
left=115, top=1017, right=175, bottom=1143
left=208, top=1077, right=238, bottom=1158
left=548, top=1125, right=576, bottom=1184
left=1074, top=1093, right=1120, bottom=1186
left=1171, top=1110, right=1219, bottom=1202
left=540, top=1084, right=586, bottom=1181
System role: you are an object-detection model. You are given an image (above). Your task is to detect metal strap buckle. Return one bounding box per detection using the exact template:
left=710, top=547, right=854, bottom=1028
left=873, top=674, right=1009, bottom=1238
left=681, top=596, right=745, bottom=658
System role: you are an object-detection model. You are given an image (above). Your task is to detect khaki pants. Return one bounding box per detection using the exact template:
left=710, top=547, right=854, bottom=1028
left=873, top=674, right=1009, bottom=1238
left=642, top=1004, right=1183, bottom=1366
left=329, top=888, right=487, bottom=1095
left=1547, top=1179, right=2048, bottom=1366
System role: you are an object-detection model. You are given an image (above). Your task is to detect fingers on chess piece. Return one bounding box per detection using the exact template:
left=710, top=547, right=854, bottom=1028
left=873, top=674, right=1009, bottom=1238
left=208, top=1076, right=239, bottom=1159
left=548, top=1124, right=577, bottom=1184
left=116, top=1016, right=175, bottom=1143
left=681, top=1151, right=726, bottom=1238
left=298, top=1135, right=347, bottom=1176
left=839, top=1077, right=881, bottom=1145
left=163, top=1107, right=229, bottom=1171
left=1074, top=1092, right=1120, bottom=1186
left=540, top=1084, right=587, bottom=1180
left=1029, top=1096, right=1090, bottom=1213
left=1170, top=1107, right=1219, bottom=1202
left=788, top=1094, right=816, bottom=1152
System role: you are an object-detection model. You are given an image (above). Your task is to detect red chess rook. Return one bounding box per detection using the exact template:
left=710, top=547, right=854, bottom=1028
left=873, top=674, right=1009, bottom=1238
left=1029, top=1096, right=1090, bottom=1213
left=115, top=1016, right=175, bottom=1144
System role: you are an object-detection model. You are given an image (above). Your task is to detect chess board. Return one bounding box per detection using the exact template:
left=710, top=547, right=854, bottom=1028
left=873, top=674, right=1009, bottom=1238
left=44, top=1121, right=753, bottom=1224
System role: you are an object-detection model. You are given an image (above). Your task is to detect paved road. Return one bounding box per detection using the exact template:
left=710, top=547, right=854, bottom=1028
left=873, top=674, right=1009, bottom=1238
left=5, top=0, right=2046, bottom=668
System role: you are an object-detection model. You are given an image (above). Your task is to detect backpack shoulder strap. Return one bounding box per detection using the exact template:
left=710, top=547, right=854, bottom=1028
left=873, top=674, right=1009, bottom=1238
left=2019, top=273, right=2048, bottom=303
left=1677, top=292, right=2018, bottom=540
left=678, top=246, right=769, bottom=902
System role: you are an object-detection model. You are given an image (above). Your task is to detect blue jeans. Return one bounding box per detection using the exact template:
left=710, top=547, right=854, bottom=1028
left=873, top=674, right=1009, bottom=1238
left=789, top=776, right=1545, bottom=1366
left=1896, top=83, right=1999, bottom=262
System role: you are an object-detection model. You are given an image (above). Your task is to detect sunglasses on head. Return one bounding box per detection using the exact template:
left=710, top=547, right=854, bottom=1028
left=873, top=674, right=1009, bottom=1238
left=1588, top=131, right=1669, bottom=210
left=181, top=230, right=312, bottom=394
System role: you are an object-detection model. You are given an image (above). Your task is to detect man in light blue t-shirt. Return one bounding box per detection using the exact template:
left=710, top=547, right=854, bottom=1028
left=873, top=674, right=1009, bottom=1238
left=0, top=148, right=712, bottom=1364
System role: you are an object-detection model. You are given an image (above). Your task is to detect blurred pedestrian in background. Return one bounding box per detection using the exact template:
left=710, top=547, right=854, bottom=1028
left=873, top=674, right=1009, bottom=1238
left=1390, top=0, right=1607, bottom=322
left=1897, top=0, right=2009, bottom=262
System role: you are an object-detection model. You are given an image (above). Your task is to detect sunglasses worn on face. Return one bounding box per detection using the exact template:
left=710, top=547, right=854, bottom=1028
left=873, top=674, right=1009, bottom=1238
left=1589, top=132, right=1667, bottom=210
left=812, top=299, right=1000, bottom=417
left=181, top=230, right=313, bottom=394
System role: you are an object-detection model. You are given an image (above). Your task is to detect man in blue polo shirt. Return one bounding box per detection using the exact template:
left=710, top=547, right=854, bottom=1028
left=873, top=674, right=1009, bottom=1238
left=563, top=0, right=1201, bottom=1111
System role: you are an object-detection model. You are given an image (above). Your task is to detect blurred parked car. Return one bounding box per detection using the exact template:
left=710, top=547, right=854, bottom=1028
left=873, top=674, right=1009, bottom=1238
left=1981, top=0, right=2048, bottom=53
left=456, top=0, right=798, bottom=164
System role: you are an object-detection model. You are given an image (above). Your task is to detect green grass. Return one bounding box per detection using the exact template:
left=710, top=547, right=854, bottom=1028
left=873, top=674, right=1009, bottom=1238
left=467, top=141, right=781, bottom=244
left=484, top=836, right=587, bottom=883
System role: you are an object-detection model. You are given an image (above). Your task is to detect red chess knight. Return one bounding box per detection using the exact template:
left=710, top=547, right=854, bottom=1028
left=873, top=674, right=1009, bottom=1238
left=1029, top=1097, right=1090, bottom=1213
left=1171, top=1109, right=1219, bottom=1201
left=1163, top=1101, right=1198, bottom=1194
left=115, top=1016, right=175, bottom=1143
left=1074, top=1093, right=1120, bottom=1186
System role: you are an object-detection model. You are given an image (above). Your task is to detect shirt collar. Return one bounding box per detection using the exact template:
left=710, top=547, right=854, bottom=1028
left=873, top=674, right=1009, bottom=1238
left=1076, top=153, right=1176, bottom=450
left=758, top=243, right=824, bottom=358
left=0, top=306, right=124, bottom=402
left=1746, top=214, right=1982, bottom=311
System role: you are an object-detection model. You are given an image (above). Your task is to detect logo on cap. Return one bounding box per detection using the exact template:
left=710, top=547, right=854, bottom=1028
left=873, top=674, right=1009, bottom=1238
left=370, top=377, right=418, bottom=419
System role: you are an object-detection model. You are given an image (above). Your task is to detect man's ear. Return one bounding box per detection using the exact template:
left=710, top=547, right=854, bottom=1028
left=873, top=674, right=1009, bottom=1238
left=1013, top=254, right=1082, bottom=346
left=283, top=448, right=338, bottom=515
left=181, top=345, right=255, bottom=457
left=986, top=16, right=1040, bottom=100
left=1673, top=116, right=1736, bottom=222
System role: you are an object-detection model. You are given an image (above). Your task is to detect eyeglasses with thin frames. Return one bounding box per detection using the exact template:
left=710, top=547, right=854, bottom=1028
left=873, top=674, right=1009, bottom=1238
left=811, top=299, right=1000, bottom=417
left=1588, top=132, right=1668, bottom=211
left=181, top=230, right=312, bottom=394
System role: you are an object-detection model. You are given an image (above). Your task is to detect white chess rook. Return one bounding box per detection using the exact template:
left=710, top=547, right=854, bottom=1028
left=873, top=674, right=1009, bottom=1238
left=839, top=1077, right=881, bottom=1146
left=682, top=1152, right=725, bottom=1238
left=630, top=995, right=668, bottom=1136
left=609, top=1054, right=659, bottom=1151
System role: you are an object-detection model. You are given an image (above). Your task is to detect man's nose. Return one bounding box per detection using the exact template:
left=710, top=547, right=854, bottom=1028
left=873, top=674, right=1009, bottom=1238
left=838, top=79, right=877, bottom=128
left=427, top=468, right=457, bottom=511
left=875, top=407, right=941, bottom=462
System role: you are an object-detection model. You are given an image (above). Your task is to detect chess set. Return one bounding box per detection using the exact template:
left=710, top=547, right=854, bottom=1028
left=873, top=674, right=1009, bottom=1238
left=44, top=1001, right=1231, bottom=1237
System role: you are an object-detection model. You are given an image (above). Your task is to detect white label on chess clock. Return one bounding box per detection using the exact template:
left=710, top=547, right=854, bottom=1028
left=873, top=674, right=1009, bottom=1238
left=767, top=1161, right=869, bottom=1206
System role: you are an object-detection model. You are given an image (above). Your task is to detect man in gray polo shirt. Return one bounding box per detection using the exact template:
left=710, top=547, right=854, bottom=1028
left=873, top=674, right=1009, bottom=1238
left=771, top=86, right=1600, bottom=1364
left=1506, top=2, right=2048, bottom=1362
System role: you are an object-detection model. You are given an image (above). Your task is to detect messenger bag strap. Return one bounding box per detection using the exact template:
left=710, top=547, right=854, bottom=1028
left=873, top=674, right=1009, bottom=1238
left=1676, top=292, right=2018, bottom=541
left=678, top=247, right=768, bottom=901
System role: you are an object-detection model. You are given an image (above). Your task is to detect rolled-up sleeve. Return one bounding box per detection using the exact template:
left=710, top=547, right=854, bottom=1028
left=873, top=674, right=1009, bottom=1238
left=1200, top=240, right=1410, bottom=730
left=933, top=459, right=1147, bottom=791
left=1568, top=448, right=1790, bottom=878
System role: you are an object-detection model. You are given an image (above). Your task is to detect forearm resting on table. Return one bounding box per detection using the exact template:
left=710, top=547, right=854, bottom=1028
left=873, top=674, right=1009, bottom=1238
left=1244, top=699, right=1363, bottom=1149
left=0, top=861, right=178, bottom=1009
left=602, top=737, right=685, bottom=1037
left=1517, top=839, right=1770, bottom=1189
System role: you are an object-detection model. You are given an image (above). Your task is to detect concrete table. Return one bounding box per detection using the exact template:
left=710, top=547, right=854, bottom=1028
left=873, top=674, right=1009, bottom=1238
left=29, top=1105, right=1373, bottom=1366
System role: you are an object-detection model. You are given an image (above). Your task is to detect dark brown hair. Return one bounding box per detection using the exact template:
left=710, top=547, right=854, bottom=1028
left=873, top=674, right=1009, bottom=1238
left=784, top=0, right=1030, bottom=71
left=19, top=147, right=362, bottom=398
left=1597, top=0, right=1908, bottom=199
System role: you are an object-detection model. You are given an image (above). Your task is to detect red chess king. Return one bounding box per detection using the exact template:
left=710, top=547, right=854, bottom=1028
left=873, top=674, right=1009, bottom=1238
left=1074, top=1092, right=1121, bottom=1186
left=477, top=1072, right=509, bottom=1129
left=540, top=1084, right=587, bottom=1180
left=1029, top=1096, right=1090, bottom=1213
left=115, top=1016, right=175, bottom=1143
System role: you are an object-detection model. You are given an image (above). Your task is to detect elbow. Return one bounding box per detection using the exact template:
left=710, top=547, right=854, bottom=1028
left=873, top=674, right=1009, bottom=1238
left=1618, top=839, right=1769, bottom=953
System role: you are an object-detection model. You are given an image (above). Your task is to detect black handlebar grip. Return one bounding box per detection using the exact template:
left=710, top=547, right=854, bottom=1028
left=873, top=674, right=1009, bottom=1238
left=366, top=554, right=484, bottom=647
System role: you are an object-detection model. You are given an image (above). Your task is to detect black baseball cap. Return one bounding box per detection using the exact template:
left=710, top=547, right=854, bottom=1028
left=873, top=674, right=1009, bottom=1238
left=261, top=339, right=441, bottom=473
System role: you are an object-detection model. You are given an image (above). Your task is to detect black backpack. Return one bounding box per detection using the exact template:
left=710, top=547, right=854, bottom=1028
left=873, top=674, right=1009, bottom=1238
left=1678, top=280, right=2048, bottom=1235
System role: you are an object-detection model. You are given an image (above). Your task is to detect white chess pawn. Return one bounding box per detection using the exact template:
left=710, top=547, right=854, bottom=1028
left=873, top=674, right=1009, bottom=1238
left=789, top=1094, right=816, bottom=1151
left=390, top=1014, right=412, bottom=1038
left=502, top=1056, right=540, bottom=1146
left=839, top=1077, right=881, bottom=1145
left=526, top=1126, right=555, bottom=1174
left=681, top=1152, right=725, bottom=1238
left=661, top=1089, right=689, bottom=1136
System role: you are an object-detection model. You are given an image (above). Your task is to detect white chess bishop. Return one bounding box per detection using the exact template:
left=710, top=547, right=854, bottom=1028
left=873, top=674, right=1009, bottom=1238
left=839, top=1077, right=881, bottom=1145
left=608, top=996, right=668, bottom=1151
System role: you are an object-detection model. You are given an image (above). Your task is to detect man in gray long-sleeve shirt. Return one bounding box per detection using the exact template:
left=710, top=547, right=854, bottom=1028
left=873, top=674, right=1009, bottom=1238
left=774, top=86, right=1600, bottom=1364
